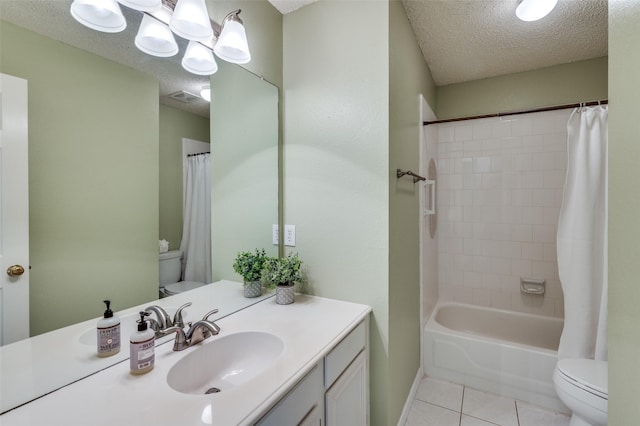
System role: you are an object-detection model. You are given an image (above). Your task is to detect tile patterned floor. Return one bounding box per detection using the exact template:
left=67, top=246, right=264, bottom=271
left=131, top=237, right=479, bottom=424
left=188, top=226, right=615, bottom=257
left=405, top=377, right=571, bottom=426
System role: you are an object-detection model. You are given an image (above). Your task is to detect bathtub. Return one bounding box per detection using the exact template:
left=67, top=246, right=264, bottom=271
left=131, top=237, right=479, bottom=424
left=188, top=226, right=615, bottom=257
left=423, top=302, right=567, bottom=412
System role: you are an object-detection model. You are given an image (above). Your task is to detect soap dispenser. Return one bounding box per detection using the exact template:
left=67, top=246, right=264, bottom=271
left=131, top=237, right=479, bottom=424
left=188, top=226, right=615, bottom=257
left=97, top=300, right=120, bottom=357
left=130, top=311, right=155, bottom=375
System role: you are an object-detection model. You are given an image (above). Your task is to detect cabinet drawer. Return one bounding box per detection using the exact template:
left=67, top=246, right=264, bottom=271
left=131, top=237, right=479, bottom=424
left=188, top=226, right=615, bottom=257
left=324, top=321, right=366, bottom=388
left=255, top=363, right=323, bottom=426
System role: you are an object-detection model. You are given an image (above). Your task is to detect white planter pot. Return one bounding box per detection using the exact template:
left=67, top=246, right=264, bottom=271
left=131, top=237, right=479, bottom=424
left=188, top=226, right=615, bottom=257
left=244, top=280, right=262, bottom=298
left=275, top=285, right=295, bottom=305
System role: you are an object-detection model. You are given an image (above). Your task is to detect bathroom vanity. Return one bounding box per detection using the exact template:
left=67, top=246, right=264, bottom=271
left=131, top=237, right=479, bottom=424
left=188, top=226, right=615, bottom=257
left=0, top=281, right=371, bottom=425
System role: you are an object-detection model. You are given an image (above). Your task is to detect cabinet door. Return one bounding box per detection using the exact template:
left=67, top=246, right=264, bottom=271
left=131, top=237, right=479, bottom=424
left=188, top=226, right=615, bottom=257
left=299, top=403, right=322, bottom=426
left=325, top=350, right=368, bottom=426
left=256, top=364, right=324, bottom=426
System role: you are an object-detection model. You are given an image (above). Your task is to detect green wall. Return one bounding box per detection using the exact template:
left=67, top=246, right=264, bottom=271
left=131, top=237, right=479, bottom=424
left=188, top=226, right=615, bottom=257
left=284, top=1, right=437, bottom=424
left=210, top=61, right=279, bottom=281
left=159, top=105, right=210, bottom=251
left=609, top=0, right=640, bottom=423
left=388, top=0, right=437, bottom=422
left=437, top=56, right=608, bottom=119
left=0, top=21, right=159, bottom=335
left=213, top=0, right=283, bottom=89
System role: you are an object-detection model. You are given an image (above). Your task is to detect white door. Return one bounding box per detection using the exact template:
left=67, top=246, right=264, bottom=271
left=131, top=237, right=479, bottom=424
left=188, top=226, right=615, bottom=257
left=0, top=73, right=30, bottom=345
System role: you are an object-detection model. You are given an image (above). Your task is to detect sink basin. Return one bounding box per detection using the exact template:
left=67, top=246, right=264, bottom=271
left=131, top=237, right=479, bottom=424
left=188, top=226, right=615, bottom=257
left=78, top=308, right=185, bottom=346
left=167, top=331, right=284, bottom=395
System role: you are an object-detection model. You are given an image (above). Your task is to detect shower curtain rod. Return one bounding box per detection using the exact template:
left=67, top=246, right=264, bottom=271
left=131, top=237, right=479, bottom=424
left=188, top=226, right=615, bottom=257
left=187, top=152, right=210, bottom=157
left=423, top=99, right=608, bottom=126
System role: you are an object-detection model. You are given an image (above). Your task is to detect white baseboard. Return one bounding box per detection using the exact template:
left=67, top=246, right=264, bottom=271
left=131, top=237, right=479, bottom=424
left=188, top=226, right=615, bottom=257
left=397, top=367, right=423, bottom=426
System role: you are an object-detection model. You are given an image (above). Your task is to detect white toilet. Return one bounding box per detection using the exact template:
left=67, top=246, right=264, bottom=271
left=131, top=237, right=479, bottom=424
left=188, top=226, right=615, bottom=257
left=159, top=250, right=205, bottom=297
left=553, top=358, right=608, bottom=426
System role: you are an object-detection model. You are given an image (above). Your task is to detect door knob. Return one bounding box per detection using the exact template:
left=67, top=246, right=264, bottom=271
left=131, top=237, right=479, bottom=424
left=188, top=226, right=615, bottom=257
left=7, top=265, right=25, bottom=277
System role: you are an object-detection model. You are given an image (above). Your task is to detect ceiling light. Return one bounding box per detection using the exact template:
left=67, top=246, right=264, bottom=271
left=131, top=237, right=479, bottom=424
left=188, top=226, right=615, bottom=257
left=213, top=10, right=251, bottom=65
left=135, top=14, right=179, bottom=57
left=70, top=0, right=126, bottom=33
left=169, top=0, right=214, bottom=42
left=515, top=0, right=558, bottom=22
left=200, top=85, right=211, bottom=102
left=116, top=0, right=161, bottom=13
left=182, top=41, right=218, bottom=76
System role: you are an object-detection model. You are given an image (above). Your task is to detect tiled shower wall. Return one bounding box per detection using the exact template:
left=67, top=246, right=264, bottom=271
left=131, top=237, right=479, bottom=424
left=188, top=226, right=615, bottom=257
left=436, top=109, right=572, bottom=318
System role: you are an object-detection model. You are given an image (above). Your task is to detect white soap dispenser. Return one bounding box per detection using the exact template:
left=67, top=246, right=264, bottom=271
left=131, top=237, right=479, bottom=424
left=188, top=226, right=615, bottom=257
left=130, top=311, right=155, bottom=375
left=97, top=300, right=120, bottom=357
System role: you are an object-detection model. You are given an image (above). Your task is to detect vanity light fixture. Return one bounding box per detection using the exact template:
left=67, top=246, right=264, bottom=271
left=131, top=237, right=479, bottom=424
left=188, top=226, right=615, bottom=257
left=135, top=13, right=179, bottom=57
left=515, top=0, right=558, bottom=22
left=169, top=0, right=213, bottom=42
left=200, top=84, right=211, bottom=102
left=182, top=41, right=218, bottom=76
left=70, top=0, right=252, bottom=76
left=213, top=11, right=251, bottom=65
left=117, top=0, right=161, bottom=12
left=70, top=0, right=127, bottom=33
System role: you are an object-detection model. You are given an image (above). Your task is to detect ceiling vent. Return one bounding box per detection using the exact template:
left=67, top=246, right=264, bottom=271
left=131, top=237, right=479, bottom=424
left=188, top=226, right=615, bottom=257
left=166, top=90, right=200, bottom=103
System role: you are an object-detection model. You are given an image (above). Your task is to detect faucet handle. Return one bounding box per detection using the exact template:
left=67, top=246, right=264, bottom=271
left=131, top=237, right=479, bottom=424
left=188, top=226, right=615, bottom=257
left=172, top=302, right=192, bottom=329
left=202, top=309, right=219, bottom=321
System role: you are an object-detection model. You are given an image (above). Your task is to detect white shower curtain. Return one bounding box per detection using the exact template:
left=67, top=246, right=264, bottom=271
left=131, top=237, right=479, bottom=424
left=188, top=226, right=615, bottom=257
left=180, top=153, right=212, bottom=284
left=557, top=105, right=608, bottom=360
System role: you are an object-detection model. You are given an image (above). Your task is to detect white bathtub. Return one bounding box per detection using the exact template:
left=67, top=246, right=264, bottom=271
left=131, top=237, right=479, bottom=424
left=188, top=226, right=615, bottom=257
left=423, top=302, right=567, bottom=412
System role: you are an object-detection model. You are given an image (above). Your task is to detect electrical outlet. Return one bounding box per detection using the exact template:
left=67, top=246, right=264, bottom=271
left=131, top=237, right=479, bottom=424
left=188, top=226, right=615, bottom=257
left=272, top=224, right=279, bottom=245
left=284, top=224, right=296, bottom=247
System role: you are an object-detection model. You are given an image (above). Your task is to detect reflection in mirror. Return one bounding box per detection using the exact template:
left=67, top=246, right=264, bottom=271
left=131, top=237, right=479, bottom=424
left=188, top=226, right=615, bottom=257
left=0, top=16, right=279, bottom=340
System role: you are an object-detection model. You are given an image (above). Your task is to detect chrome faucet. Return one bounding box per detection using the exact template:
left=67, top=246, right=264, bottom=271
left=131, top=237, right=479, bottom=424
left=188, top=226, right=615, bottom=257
left=144, top=302, right=192, bottom=337
left=171, top=302, right=192, bottom=328
left=159, top=308, right=220, bottom=351
left=144, top=305, right=171, bottom=334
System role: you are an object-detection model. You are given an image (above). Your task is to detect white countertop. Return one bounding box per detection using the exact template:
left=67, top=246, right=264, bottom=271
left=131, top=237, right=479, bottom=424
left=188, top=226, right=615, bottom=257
left=1, top=284, right=371, bottom=425
left=0, top=280, right=272, bottom=413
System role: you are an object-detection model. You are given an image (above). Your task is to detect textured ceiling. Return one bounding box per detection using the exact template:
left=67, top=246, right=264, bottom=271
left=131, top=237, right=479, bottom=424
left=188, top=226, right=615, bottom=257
left=1, top=0, right=608, bottom=116
left=267, top=0, right=317, bottom=14
left=269, top=0, right=608, bottom=86
left=402, top=0, right=608, bottom=86
left=0, top=0, right=212, bottom=117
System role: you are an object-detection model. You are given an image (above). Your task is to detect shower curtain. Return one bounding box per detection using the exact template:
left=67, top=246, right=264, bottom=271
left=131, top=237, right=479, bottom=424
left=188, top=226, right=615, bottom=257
left=557, top=105, right=608, bottom=360
left=180, top=153, right=212, bottom=284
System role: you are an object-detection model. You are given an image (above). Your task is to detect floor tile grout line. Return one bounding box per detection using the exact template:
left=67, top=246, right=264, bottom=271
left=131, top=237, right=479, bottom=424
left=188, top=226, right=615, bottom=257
left=413, top=396, right=464, bottom=415
left=458, top=386, right=465, bottom=426
left=464, top=414, right=504, bottom=426
left=411, top=377, right=570, bottom=426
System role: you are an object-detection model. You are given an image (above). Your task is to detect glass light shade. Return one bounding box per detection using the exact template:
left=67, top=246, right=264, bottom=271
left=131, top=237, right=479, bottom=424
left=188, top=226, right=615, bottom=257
left=70, top=0, right=126, bottom=33
left=182, top=41, right=218, bottom=75
left=200, top=85, right=211, bottom=102
left=117, top=0, right=161, bottom=12
left=169, top=0, right=214, bottom=42
left=135, top=14, right=179, bottom=57
left=515, top=0, right=558, bottom=22
left=213, top=19, right=251, bottom=64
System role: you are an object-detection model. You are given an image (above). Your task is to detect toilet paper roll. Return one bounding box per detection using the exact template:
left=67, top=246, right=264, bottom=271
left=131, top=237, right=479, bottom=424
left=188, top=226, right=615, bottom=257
left=159, top=239, right=169, bottom=253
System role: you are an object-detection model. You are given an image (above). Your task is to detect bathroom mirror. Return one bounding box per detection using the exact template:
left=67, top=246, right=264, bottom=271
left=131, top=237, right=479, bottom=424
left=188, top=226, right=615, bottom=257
left=0, top=5, right=279, bottom=341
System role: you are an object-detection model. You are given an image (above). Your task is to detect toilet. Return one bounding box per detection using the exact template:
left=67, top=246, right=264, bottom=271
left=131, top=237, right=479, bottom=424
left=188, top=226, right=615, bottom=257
left=158, top=250, right=205, bottom=297
left=553, top=358, right=608, bottom=426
